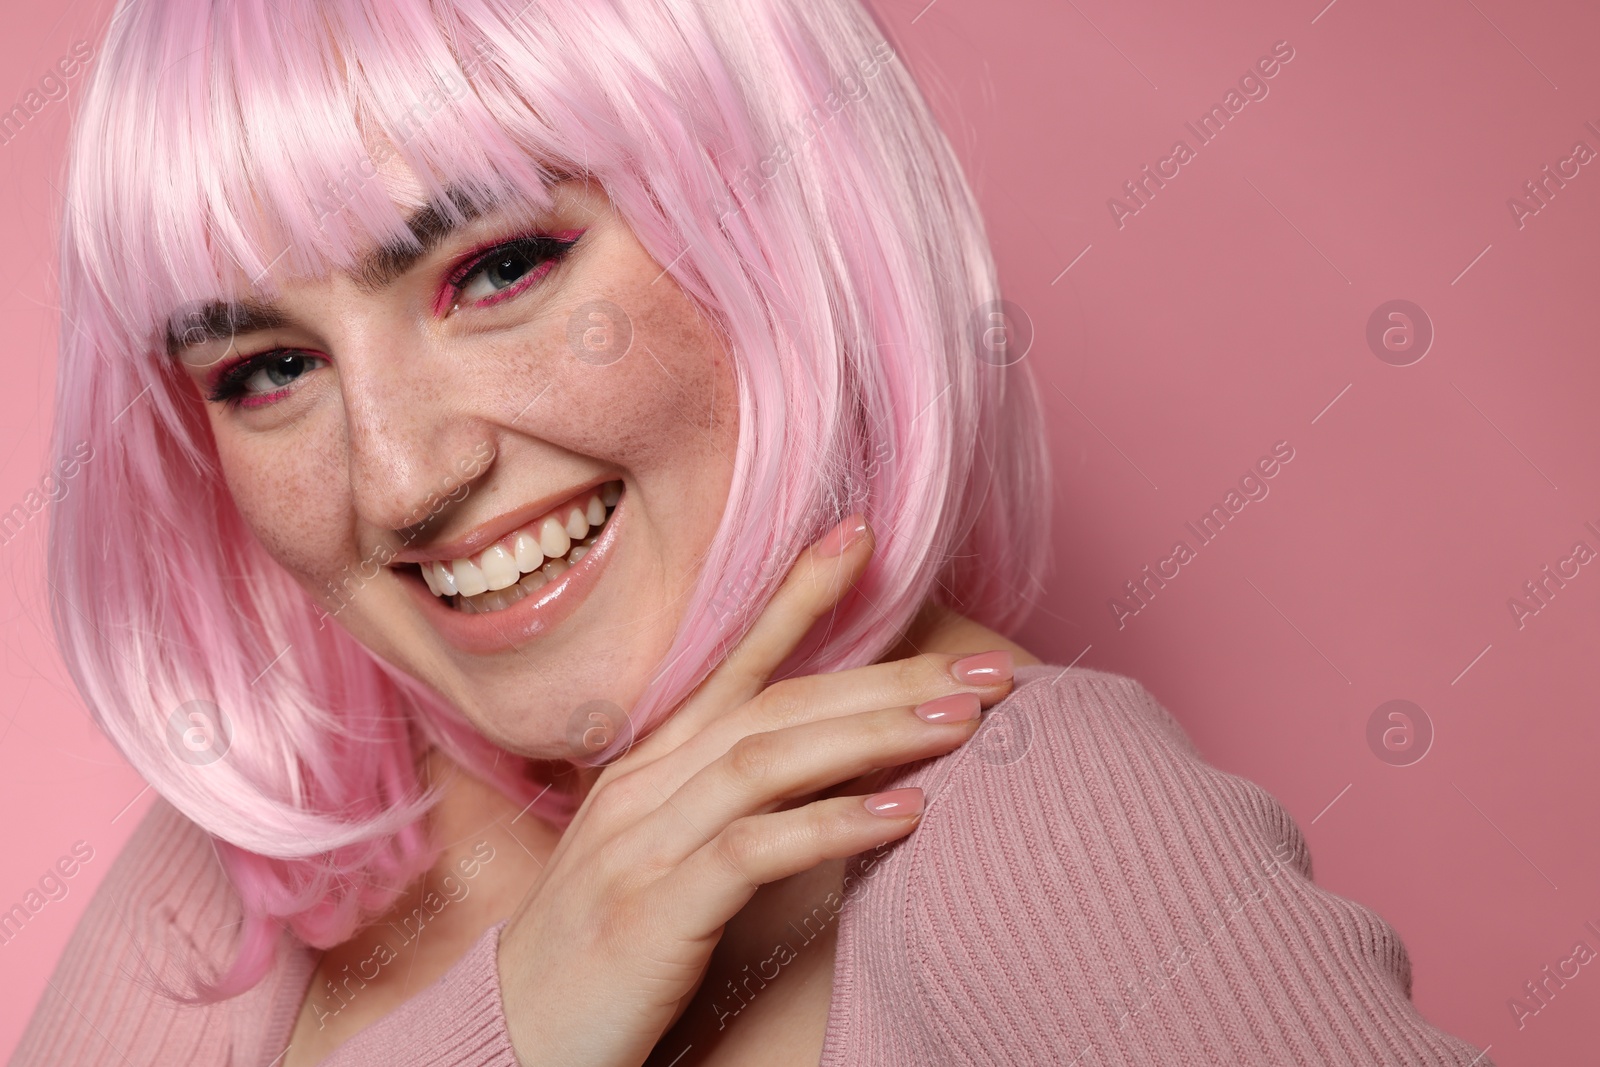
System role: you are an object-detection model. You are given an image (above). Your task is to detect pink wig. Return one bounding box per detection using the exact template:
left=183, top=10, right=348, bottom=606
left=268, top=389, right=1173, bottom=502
left=49, top=0, right=1052, bottom=996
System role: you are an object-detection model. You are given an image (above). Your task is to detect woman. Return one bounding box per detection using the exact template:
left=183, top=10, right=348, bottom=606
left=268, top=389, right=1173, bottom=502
left=13, top=0, right=1489, bottom=1063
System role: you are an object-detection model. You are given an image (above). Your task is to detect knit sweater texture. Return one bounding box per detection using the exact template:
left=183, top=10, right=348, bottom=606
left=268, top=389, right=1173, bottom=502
left=9, top=665, right=1493, bottom=1065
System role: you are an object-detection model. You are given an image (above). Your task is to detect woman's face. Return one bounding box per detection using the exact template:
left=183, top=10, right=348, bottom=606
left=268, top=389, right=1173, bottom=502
left=171, top=176, right=740, bottom=757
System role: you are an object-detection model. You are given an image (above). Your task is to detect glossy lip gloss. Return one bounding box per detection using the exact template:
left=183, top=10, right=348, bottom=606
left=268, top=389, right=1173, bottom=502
left=403, top=485, right=625, bottom=655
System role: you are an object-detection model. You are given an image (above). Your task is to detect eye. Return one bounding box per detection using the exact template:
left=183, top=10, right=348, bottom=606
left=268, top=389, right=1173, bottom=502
left=459, top=247, right=538, bottom=302
left=447, top=232, right=583, bottom=311
left=208, top=350, right=328, bottom=408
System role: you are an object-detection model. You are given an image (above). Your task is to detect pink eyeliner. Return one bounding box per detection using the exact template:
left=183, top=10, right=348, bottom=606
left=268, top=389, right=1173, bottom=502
left=431, top=228, right=587, bottom=317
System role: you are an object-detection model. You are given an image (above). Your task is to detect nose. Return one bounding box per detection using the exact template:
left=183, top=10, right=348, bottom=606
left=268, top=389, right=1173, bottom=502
left=336, top=323, right=495, bottom=535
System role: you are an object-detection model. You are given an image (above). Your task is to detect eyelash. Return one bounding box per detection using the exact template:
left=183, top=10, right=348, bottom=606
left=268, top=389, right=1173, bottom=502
left=437, top=230, right=585, bottom=314
left=206, top=230, right=586, bottom=409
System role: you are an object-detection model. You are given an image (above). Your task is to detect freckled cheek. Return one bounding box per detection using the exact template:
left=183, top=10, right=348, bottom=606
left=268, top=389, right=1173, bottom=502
left=209, top=416, right=356, bottom=592
left=507, top=295, right=738, bottom=475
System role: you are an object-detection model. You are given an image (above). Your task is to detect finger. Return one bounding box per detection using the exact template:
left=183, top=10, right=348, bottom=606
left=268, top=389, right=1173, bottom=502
left=641, top=650, right=1014, bottom=790
left=615, top=519, right=872, bottom=766
left=647, top=514, right=874, bottom=748
left=653, top=789, right=925, bottom=937
left=629, top=701, right=978, bottom=868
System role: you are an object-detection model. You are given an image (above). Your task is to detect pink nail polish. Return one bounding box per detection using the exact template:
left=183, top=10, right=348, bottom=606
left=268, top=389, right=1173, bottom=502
left=816, top=514, right=868, bottom=557
left=864, top=787, right=923, bottom=817
left=914, top=693, right=981, bottom=723
left=950, top=650, right=1013, bottom=685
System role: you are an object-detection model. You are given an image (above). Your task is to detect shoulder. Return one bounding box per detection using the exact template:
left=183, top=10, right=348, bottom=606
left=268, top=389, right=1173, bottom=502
left=9, top=797, right=310, bottom=1066
left=821, top=666, right=1494, bottom=1065
left=964, top=662, right=1206, bottom=772
left=17, top=795, right=241, bottom=962
left=882, top=663, right=1312, bottom=908
left=882, top=663, right=1303, bottom=863
left=91, top=795, right=244, bottom=959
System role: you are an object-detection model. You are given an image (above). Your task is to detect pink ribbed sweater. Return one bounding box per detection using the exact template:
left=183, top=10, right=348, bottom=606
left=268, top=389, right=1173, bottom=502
left=10, top=666, right=1492, bottom=1066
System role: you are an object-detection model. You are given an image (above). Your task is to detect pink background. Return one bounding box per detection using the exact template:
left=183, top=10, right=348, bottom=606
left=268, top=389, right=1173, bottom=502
left=2, top=0, right=1596, bottom=1060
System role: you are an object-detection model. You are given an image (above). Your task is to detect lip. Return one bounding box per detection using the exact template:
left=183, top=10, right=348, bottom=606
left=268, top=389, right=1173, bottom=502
left=390, top=479, right=616, bottom=564
left=401, top=488, right=625, bottom=655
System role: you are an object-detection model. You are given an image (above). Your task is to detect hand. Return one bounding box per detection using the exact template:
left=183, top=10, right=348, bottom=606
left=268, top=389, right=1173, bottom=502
left=494, top=515, right=1015, bottom=1066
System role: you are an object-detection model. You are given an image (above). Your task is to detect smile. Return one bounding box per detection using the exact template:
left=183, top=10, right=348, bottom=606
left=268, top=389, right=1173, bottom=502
left=413, top=480, right=621, bottom=615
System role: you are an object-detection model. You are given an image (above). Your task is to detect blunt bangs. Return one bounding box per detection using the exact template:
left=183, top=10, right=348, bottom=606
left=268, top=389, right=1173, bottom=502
left=67, top=0, right=573, bottom=356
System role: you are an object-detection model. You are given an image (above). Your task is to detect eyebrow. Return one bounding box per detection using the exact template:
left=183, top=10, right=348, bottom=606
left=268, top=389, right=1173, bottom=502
left=164, top=190, right=485, bottom=357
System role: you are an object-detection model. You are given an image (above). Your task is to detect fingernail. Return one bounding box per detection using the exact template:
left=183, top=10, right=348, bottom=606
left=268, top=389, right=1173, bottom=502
left=914, top=693, right=981, bottom=723
left=864, top=787, right=923, bottom=817
left=951, top=650, right=1013, bottom=685
left=816, top=513, right=869, bottom=557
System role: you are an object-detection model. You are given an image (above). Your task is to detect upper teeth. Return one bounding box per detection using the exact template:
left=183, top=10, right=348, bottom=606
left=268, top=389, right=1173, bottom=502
left=419, top=481, right=620, bottom=601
